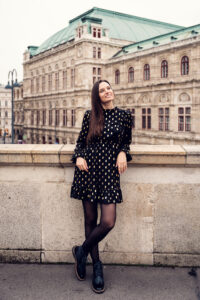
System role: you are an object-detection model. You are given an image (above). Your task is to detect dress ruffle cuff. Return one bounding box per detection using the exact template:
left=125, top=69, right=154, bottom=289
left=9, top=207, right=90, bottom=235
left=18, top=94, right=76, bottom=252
left=71, top=150, right=86, bottom=164
left=70, top=185, right=123, bottom=204
left=116, top=147, right=132, bottom=162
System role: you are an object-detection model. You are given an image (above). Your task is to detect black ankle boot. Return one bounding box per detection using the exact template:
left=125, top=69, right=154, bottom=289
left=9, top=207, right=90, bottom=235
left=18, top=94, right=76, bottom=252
left=92, top=260, right=105, bottom=293
left=72, top=245, right=87, bottom=280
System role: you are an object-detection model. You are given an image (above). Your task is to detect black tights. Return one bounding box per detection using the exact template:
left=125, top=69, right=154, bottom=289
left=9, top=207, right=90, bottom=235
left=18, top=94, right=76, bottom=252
left=81, top=199, right=116, bottom=264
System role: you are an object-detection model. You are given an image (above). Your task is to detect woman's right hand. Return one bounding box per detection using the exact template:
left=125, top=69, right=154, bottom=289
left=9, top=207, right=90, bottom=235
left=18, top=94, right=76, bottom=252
left=76, top=157, right=89, bottom=172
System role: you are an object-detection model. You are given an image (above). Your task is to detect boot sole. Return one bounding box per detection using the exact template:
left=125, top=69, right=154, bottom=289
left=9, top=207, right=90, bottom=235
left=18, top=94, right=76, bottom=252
left=92, top=284, right=105, bottom=294
left=72, top=246, right=86, bottom=281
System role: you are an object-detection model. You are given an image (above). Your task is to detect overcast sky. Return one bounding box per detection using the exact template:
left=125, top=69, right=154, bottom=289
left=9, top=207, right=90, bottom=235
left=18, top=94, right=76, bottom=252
left=0, top=0, right=199, bottom=85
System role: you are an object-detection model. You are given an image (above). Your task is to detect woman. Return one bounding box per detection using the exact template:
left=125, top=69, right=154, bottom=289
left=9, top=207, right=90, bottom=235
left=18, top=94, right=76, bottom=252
left=70, top=79, right=133, bottom=293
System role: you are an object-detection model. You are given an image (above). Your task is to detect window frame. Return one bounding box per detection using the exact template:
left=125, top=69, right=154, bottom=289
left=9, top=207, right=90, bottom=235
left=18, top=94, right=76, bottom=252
left=144, top=64, right=150, bottom=80
left=178, top=106, right=191, bottom=131
left=161, top=60, right=168, bottom=78
left=128, top=67, right=134, bottom=83
left=181, top=56, right=189, bottom=75
left=158, top=107, right=170, bottom=131
left=115, top=69, right=120, bottom=84
left=142, top=107, right=151, bottom=129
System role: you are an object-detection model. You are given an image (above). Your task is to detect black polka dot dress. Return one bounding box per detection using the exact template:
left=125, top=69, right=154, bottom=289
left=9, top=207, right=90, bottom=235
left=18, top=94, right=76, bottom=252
left=70, top=106, right=133, bottom=204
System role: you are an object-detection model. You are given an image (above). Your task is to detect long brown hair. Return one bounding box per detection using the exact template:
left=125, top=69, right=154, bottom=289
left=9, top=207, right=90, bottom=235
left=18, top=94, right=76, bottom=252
left=86, top=79, right=113, bottom=144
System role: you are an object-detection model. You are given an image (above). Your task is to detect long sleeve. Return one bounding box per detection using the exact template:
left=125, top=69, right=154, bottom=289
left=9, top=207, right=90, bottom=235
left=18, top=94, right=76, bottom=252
left=71, top=110, right=90, bottom=164
left=117, top=110, right=133, bottom=162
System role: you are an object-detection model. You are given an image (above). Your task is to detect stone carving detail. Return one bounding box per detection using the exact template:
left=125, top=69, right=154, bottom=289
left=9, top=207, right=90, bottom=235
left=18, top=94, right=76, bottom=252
left=114, top=97, right=121, bottom=105
left=138, top=94, right=151, bottom=104
left=63, top=100, right=66, bottom=106
left=143, top=94, right=150, bottom=103
left=159, top=93, right=169, bottom=103
left=126, top=96, right=135, bottom=104
left=179, top=92, right=190, bottom=102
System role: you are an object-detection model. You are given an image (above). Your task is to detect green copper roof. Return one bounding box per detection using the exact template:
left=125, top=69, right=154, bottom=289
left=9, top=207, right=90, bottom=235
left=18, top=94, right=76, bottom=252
left=112, top=24, right=200, bottom=58
left=30, top=7, right=184, bottom=57
left=27, top=46, right=38, bottom=56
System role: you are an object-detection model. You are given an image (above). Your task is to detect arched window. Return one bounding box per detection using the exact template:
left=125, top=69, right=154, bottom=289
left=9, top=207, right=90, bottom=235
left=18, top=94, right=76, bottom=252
left=144, top=64, right=150, bottom=80
left=181, top=56, right=189, bottom=75
left=55, top=72, right=59, bottom=91
left=128, top=67, right=134, bottom=83
left=71, top=109, right=76, bottom=127
left=78, top=27, right=83, bottom=38
left=115, top=69, right=120, bottom=84
left=161, top=60, right=168, bottom=78
left=92, top=28, right=96, bottom=38
left=63, top=70, right=67, bottom=89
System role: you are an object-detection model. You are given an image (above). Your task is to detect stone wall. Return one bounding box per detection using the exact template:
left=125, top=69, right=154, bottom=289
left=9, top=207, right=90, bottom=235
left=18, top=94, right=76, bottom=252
left=0, top=144, right=200, bottom=266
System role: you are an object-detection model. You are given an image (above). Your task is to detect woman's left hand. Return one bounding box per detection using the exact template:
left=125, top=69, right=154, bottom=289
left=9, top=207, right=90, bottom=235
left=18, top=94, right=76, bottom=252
left=116, top=151, right=127, bottom=174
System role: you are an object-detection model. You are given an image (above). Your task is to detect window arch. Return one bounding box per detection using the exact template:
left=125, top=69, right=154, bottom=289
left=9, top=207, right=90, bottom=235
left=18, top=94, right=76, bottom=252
left=144, top=64, right=150, bottom=80
left=115, top=69, right=120, bottom=84
left=78, top=26, right=83, bottom=38
left=92, top=28, right=97, bottom=38
left=181, top=56, right=189, bottom=75
left=161, top=60, right=168, bottom=78
left=128, top=67, right=134, bottom=83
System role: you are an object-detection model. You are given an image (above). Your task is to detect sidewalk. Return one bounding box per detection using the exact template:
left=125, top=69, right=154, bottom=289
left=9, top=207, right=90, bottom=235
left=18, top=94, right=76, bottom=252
left=0, top=263, right=199, bottom=300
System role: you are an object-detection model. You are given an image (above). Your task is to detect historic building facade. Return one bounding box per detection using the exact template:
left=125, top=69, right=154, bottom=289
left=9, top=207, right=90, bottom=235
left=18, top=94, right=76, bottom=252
left=107, top=25, right=200, bottom=144
left=14, top=82, right=24, bottom=143
left=0, top=85, right=11, bottom=138
left=20, top=7, right=200, bottom=145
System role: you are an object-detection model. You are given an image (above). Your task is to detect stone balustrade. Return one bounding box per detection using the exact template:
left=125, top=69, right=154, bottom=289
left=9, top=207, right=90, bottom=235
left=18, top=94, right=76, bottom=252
left=0, top=144, right=200, bottom=266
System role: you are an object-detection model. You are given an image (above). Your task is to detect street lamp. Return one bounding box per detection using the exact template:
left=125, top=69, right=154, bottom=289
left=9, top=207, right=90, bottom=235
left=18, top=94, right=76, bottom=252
left=54, top=103, right=57, bottom=144
left=5, top=69, right=20, bottom=144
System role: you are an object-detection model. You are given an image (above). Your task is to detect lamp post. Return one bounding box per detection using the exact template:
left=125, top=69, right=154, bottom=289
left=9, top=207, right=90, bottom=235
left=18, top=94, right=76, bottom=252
left=3, top=119, right=6, bottom=144
left=5, top=69, right=20, bottom=144
left=54, top=103, right=57, bottom=144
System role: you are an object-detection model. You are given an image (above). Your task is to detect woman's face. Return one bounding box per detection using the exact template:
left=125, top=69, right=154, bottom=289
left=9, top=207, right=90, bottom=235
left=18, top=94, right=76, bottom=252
left=99, top=82, right=114, bottom=105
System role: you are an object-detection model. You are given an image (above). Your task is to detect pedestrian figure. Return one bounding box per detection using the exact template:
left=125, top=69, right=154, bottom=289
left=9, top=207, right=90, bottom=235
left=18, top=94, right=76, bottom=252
left=70, top=79, right=133, bottom=293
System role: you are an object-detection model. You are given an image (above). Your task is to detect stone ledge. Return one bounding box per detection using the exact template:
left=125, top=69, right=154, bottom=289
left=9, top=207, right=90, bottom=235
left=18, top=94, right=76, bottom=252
left=41, top=250, right=153, bottom=265
left=154, top=253, right=200, bottom=267
left=0, top=250, right=41, bottom=263
left=182, top=145, right=200, bottom=164
left=0, top=144, right=199, bottom=166
left=1, top=250, right=199, bottom=266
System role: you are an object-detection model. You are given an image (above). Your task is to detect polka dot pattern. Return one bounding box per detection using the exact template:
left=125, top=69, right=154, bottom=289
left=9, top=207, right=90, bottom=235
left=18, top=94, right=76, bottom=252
left=70, top=106, right=133, bottom=204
